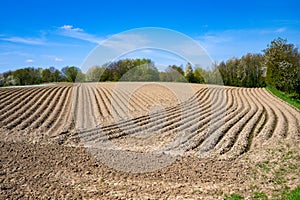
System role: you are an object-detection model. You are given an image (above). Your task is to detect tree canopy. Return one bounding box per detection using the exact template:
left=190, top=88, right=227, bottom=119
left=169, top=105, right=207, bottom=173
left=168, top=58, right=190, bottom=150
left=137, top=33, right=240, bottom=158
left=1, top=38, right=299, bottom=99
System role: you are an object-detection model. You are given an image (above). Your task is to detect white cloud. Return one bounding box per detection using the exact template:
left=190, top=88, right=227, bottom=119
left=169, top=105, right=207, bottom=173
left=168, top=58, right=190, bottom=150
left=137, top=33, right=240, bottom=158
left=275, top=27, right=286, bottom=33
left=0, top=51, right=31, bottom=56
left=54, top=57, right=63, bottom=62
left=25, top=59, right=34, bottom=63
left=60, top=25, right=83, bottom=32
left=59, top=24, right=102, bottom=44
left=102, top=33, right=150, bottom=52
left=1, top=37, right=45, bottom=45
left=198, top=34, right=231, bottom=44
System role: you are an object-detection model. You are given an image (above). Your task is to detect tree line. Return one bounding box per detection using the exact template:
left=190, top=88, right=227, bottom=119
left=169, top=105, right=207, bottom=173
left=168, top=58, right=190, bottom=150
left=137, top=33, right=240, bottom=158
left=1, top=38, right=299, bottom=99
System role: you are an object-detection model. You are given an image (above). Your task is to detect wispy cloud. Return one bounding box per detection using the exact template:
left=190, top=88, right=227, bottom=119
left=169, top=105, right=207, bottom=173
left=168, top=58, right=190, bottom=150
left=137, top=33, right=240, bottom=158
left=197, top=34, right=232, bottom=45
left=25, top=59, right=34, bottom=63
left=58, top=24, right=102, bottom=44
left=102, top=33, right=150, bottom=52
left=41, top=54, right=64, bottom=62
left=0, top=36, right=45, bottom=45
left=195, top=27, right=293, bottom=62
left=258, top=27, right=287, bottom=34
left=0, top=51, right=31, bottom=56
left=275, top=27, right=286, bottom=33
left=54, top=57, right=63, bottom=62
left=61, top=25, right=83, bottom=32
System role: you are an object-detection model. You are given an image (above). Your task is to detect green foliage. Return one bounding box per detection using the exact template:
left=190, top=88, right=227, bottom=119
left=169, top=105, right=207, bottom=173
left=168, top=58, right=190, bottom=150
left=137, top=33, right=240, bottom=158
left=62, top=66, right=84, bottom=82
left=263, top=38, right=300, bottom=96
left=97, top=58, right=154, bottom=82
left=86, top=66, right=105, bottom=82
left=286, top=185, right=300, bottom=200
left=266, top=86, right=300, bottom=110
left=218, top=54, right=265, bottom=87
left=160, top=65, right=186, bottom=82
left=193, top=67, right=206, bottom=83
left=185, top=62, right=195, bottom=82
left=257, top=163, right=270, bottom=172
left=12, top=67, right=42, bottom=85
left=252, top=192, right=268, bottom=200
left=224, top=193, right=244, bottom=200
left=1, top=37, right=299, bottom=92
left=121, top=64, right=159, bottom=81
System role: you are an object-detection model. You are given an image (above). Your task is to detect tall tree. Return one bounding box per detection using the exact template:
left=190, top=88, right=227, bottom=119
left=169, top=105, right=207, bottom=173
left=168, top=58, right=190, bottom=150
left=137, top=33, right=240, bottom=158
left=61, top=66, right=83, bottom=82
left=263, top=37, right=300, bottom=94
left=185, top=62, right=194, bottom=82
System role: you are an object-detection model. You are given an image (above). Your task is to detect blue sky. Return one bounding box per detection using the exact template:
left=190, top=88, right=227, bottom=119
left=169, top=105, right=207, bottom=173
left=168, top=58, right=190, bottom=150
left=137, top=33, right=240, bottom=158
left=0, top=0, right=299, bottom=72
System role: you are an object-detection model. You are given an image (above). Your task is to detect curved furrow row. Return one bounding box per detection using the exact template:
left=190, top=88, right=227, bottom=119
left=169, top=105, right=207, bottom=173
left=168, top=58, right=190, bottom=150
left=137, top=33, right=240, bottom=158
left=195, top=88, right=251, bottom=157
left=47, top=86, right=74, bottom=135
left=84, top=85, right=100, bottom=128
left=93, top=88, right=105, bottom=120
left=0, top=87, right=29, bottom=97
left=90, top=85, right=105, bottom=125
left=91, top=88, right=220, bottom=146
left=243, top=89, right=266, bottom=145
left=250, top=88, right=268, bottom=139
left=0, top=87, right=29, bottom=105
left=120, top=89, right=150, bottom=113
left=162, top=88, right=228, bottom=152
left=178, top=88, right=235, bottom=153
left=258, top=89, right=288, bottom=139
left=72, top=84, right=80, bottom=129
left=107, top=88, right=208, bottom=133
left=75, top=84, right=87, bottom=129
left=219, top=88, right=265, bottom=159
left=134, top=90, right=158, bottom=107
left=76, top=87, right=205, bottom=142
left=103, top=87, right=130, bottom=120
left=116, top=88, right=213, bottom=137
left=89, top=85, right=106, bottom=121
left=62, top=86, right=76, bottom=133
left=262, top=89, right=300, bottom=140
left=111, top=88, right=136, bottom=115
left=78, top=88, right=211, bottom=142
left=29, top=86, right=71, bottom=132
left=16, top=87, right=65, bottom=131
left=127, top=88, right=212, bottom=135
left=254, top=88, right=279, bottom=141
left=116, top=89, right=145, bottom=114
left=251, top=88, right=277, bottom=146
left=2, top=87, right=59, bottom=128
left=1, top=83, right=299, bottom=160
left=112, top=88, right=135, bottom=113
left=99, top=87, right=122, bottom=120
left=0, top=87, right=46, bottom=118
left=211, top=88, right=256, bottom=156
left=95, top=87, right=112, bottom=120
left=95, top=88, right=201, bottom=133
left=42, top=86, right=72, bottom=135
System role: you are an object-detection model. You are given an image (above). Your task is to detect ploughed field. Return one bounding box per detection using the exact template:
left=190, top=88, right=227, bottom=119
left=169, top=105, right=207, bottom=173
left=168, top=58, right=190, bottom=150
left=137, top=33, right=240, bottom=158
left=0, top=82, right=299, bottom=199
left=1, top=82, right=299, bottom=157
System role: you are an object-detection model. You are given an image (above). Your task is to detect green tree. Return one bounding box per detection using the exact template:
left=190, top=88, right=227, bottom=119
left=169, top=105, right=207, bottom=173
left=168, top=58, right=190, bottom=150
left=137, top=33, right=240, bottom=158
left=0, top=73, right=4, bottom=86
left=185, top=62, right=194, bottom=82
left=263, top=37, right=300, bottom=95
left=193, top=67, right=206, bottom=84
left=12, top=68, right=39, bottom=85
left=86, top=66, right=105, bottom=82
left=160, top=65, right=185, bottom=82
left=122, top=64, right=159, bottom=81
left=62, top=66, right=83, bottom=82
left=42, top=68, right=51, bottom=82
left=238, top=54, right=265, bottom=87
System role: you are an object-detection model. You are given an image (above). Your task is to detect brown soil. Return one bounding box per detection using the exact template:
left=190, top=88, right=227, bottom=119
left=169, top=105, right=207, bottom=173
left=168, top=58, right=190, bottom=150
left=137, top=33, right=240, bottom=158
left=0, top=82, right=299, bottom=199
